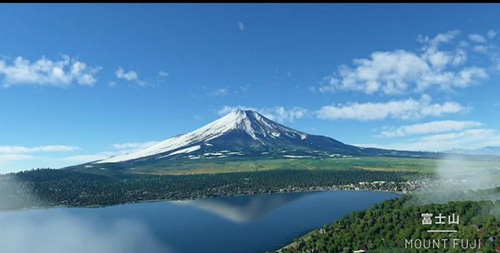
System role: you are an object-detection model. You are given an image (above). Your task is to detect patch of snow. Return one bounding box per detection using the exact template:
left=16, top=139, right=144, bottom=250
left=204, top=152, right=223, bottom=156
left=156, top=145, right=201, bottom=159
left=170, top=145, right=201, bottom=155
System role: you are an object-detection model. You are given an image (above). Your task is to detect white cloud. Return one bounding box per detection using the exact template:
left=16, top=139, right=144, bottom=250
left=356, top=128, right=500, bottom=152
left=451, top=67, right=487, bottom=87
left=319, top=30, right=489, bottom=95
left=379, top=120, right=482, bottom=137
left=452, top=48, right=467, bottom=65
left=417, top=29, right=460, bottom=47
left=60, top=152, right=116, bottom=163
left=472, top=45, right=489, bottom=54
left=157, top=71, right=169, bottom=77
left=0, top=145, right=80, bottom=170
left=111, top=141, right=158, bottom=150
left=218, top=105, right=256, bottom=115
left=238, top=84, right=249, bottom=93
left=316, top=95, right=465, bottom=121
left=237, top=22, right=245, bottom=32
left=263, top=107, right=308, bottom=123
left=0, top=145, right=79, bottom=154
left=114, top=68, right=149, bottom=87
left=488, top=30, right=497, bottom=39
left=115, top=67, right=138, bottom=81
left=419, top=128, right=494, bottom=142
left=0, top=154, right=36, bottom=162
left=218, top=106, right=308, bottom=123
left=212, top=88, right=228, bottom=96
left=0, top=155, right=81, bottom=173
left=0, top=55, right=100, bottom=87
left=468, top=34, right=487, bottom=43
left=55, top=141, right=158, bottom=165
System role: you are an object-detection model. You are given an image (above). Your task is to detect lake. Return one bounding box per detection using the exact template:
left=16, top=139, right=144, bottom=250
left=0, top=190, right=398, bottom=253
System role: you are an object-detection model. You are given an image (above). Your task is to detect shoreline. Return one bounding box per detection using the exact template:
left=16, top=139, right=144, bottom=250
left=0, top=186, right=406, bottom=213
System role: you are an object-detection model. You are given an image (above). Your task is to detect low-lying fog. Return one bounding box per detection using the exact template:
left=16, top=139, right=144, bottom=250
left=414, top=154, right=500, bottom=204
left=0, top=176, right=171, bottom=253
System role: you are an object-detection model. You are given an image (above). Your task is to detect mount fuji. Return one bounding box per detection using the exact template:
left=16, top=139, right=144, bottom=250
left=68, top=110, right=436, bottom=173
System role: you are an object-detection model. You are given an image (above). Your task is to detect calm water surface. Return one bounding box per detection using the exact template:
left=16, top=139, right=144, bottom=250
left=0, top=190, right=398, bottom=253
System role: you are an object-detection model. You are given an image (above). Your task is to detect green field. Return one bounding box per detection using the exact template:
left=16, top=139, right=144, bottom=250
left=76, top=155, right=500, bottom=176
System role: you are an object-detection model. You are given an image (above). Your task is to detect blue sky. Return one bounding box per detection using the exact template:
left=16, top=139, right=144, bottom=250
left=2, top=4, right=500, bottom=173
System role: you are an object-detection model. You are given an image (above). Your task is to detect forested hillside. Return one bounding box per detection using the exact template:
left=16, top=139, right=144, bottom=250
left=277, top=194, right=500, bottom=253
left=0, top=168, right=421, bottom=210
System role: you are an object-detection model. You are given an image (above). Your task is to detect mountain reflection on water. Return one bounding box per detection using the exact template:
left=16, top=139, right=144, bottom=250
left=0, top=190, right=399, bottom=253
left=176, top=192, right=310, bottom=222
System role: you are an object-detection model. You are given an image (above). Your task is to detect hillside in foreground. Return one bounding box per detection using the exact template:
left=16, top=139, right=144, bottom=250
left=275, top=191, right=500, bottom=253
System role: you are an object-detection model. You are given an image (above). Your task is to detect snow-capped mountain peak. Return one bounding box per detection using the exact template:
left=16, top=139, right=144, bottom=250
left=77, top=110, right=434, bottom=169
left=95, top=110, right=308, bottom=164
left=212, top=110, right=307, bottom=140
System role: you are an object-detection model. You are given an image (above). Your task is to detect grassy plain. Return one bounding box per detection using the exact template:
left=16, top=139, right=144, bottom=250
left=132, top=156, right=442, bottom=175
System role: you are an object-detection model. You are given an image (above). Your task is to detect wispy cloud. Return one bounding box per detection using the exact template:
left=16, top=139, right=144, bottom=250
left=472, top=45, right=489, bottom=54
left=315, top=95, right=465, bottom=121
left=0, top=145, right=79, bottom=153
left=487, top=30, right=497, bottom=39
left=419, top=128, right=494, bottom=142
left=0, top=145, right=80, bottom=171
left=379, top=120, right=482, bottom=137
left=319, top=30, right=492, bottom=95
left=157, top=71, right=169, bottom=77
left=115, top=67, right=138, bottom=81
left=237, top=22, right=245, bottom=32
left=59, top=141, right=158, bottom=164
left=0, top=154, right=36, bottom=163
left=357, top=128, right=500, bottom=152
left=111, top=141, right=158, bottom=150
left=209, top=86, right=250, bottom=96
left=0, top=55, right=100, bottom=88
left=114, top=67, right=149, bottom=87
left=60, top=152, right=115, bottom=163
left=468, top=33, right=487, bottom=43
left=211, top=88, right=229, bottom=97
left=217, top=106, right=255, bottom=115
left=235, top=84, right=249, bottom=94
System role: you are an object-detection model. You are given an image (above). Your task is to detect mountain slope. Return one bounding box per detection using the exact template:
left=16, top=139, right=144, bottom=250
left=95, top=110, right=364, bottom=164
left=66, top=110, right=443, bottom=175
